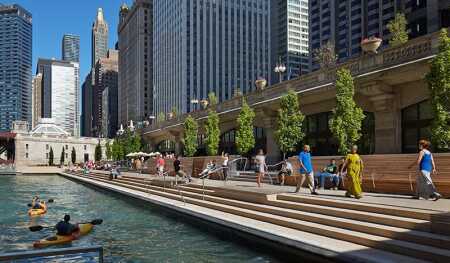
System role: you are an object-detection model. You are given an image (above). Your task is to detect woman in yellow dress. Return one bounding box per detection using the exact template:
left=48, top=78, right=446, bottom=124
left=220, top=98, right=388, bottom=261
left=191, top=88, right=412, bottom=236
left=341, top=145, right=364, bottom=199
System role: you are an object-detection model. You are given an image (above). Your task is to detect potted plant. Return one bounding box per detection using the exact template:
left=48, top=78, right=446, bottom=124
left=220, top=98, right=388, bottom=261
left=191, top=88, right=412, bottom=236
left=255, top=77, right=267, bottom=90
left=361, top=37, right=382, bottom=53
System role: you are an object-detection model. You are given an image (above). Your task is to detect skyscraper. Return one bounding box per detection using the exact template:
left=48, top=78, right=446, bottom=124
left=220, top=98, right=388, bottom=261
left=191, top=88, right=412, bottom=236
left=118, top=1, right=153, bottom=126
left=32, top=73, right=43, bottom=129
left=0, top=4, right=32, bottom=131
left=309, top=0, right=450, bottom=71
left=93, top=49, right=118, bottom=138
left=81, top=73, right=93, bottom=137
left=37, top=59, right=80, bottom=136
left=271, top=0, right=309, bottom=83
left=153, top=0, right=271, bottom=115
left=92, top=8, right=109, bottom=68
left=62, top=34, right=80, bottom=62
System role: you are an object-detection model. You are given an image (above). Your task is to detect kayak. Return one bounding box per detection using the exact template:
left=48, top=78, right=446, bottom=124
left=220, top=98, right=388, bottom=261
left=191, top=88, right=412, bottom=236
left=33, top=223, right=93, bottom=248
left=28, top=202, right=47, bottom=216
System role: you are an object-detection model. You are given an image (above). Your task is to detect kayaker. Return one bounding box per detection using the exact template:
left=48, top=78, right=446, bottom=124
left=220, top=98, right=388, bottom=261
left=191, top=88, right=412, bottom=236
left=31, top=196, right=43, bottom=209
left=55, top=215, right=79, bottom=236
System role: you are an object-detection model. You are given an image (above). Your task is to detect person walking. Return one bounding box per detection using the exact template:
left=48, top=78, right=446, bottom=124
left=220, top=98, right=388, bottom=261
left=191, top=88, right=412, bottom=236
left=295, top=145, right=318, bottom=195
left=222, top=152, right=229, bottom=181
left=156, top=154, right=165, bottom=176
left=255, top=149, right=266, bottom=187
left=173, top=155, right=191, bottom=182
left=341, top=145, right=364, bottom=199
left=408, top=140, right=441, bottom=201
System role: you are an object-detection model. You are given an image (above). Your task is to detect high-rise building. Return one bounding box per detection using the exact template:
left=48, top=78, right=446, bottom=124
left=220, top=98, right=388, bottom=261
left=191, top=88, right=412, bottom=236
left=309, top=0, right=450, bottom=71
left=37, top=59, right=80, bottom=136
left=93, top=49, right=118, bottom=138
left=31, top=73, right=43, bottom=129
left=118, top=1, right=153, bottom=126
left=271, top=0, right=309, bottom=83
left=152, top=0, right=271, bottom=115
left=0, top=4, right=32, bottom=131
left=62, top=34, right=80, bottom=62
left=81, top=73, right=93, bottom=137
left=92, top=8, right=109, bottom=68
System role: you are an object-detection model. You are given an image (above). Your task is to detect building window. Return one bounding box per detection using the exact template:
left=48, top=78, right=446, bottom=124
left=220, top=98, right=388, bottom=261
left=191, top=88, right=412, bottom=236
left=46, top=144, right=49, bottom=150
left=46, top=153, right=49, bottom=159
left=26, top=153, right=29, bottom=159
left=65, top=145, right=68, bottom=150
left=402, top=100, right=433, bottom=153
left=26, top=144, right=29, bottom=150
left=84, top=145, right=87, bottom=150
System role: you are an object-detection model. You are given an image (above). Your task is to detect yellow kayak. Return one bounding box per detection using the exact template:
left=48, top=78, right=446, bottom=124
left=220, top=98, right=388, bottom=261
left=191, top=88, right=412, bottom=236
left=33, top=223, right=93, bottom=248
left=28, top=202, right=47, bottom=216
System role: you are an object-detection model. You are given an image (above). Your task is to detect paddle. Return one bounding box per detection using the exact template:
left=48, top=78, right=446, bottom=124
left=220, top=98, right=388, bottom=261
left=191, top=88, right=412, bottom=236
left=29, top=219, right=103, bottom=232
left=27, top=199, right=54, bottom=207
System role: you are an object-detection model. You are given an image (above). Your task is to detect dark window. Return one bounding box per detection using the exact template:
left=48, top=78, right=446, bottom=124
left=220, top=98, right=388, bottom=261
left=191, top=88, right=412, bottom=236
left=402, top=100, right=433, bottom=153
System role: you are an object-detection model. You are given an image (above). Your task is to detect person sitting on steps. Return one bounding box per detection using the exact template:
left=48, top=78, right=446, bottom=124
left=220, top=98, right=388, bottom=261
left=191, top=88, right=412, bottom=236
left=199, top=160, right=217, bottom=179
left=278, top=160, right=293, bottom=186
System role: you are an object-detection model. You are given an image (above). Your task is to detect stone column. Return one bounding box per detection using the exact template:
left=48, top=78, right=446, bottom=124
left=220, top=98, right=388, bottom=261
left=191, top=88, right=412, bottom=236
left=261, top=116, right=280, bottom=162
left=362, top=83, right=402, bottom=154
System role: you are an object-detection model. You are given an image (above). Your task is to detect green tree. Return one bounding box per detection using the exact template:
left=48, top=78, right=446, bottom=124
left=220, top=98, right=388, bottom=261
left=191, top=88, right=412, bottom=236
left=95, top=142, right=102, bottom=162
left=105, top=140, right=112, bottom=160
left=112, top=140, right=122, bottom=161
left=205, top=110, right=220, bottom=155
left=71, top=147, right=76, bottom=164
left=60, top=147, right=65, bottom=165
left=425, top=28, right=450, bottom=150
left=183, top=115, right=198, bottom=157
left=208, top=91, right=218, bottom=106
left=236, top=98, right=255, bottom=155
left=157, top=112, right=165, bottom=123
left=48, top=147, right=54, bottom=166
left=275, top=90, right=305, bottom=158
left=387, top=13, right=408, bottom=47
left=329, top=69, right=365, bottom=154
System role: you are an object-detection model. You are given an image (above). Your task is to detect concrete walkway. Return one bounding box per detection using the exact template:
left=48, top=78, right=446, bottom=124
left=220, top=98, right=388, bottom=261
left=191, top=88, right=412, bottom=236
left=118, top=171, right=450, bottom=213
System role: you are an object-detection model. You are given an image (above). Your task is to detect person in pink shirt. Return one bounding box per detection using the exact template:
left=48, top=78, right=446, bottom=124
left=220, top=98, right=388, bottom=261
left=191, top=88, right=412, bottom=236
left=156, top=154, right=165, bottom=176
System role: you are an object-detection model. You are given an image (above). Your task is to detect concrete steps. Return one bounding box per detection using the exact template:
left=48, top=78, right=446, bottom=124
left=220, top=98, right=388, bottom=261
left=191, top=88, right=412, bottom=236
left=72, top=172, right=450, bottom=262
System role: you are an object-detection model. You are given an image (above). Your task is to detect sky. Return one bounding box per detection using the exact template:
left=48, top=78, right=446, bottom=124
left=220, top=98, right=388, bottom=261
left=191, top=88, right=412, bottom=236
left=8, top=0, right=132, bottom=80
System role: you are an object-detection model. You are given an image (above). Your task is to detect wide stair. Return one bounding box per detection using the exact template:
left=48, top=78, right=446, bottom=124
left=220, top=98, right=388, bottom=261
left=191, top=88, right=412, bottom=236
left=66, top=171, right=450, bottom=263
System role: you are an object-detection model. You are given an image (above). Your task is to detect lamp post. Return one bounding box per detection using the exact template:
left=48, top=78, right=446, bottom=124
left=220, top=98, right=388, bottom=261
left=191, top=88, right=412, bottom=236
left=274, top=57, right=286, bottom=83
left=190, top=99, right=199, bottom=111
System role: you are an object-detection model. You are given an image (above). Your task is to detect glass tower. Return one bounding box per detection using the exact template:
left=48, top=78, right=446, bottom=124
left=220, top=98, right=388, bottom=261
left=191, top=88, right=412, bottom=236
left=62, top=34, right=80, bottom=62
left=37, top=59, right=80, bottom=136
left=271, top=0, right=309, bottom=83
left=0, top=4, right=32, bottom=131
left=153, top=0, right=271, bottom=115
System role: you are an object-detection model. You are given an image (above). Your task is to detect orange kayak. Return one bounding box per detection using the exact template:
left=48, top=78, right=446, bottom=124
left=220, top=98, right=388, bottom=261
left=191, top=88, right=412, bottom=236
left=28, top=202, right=47, bottom=216
left=33, top=223, right=93, bottom=248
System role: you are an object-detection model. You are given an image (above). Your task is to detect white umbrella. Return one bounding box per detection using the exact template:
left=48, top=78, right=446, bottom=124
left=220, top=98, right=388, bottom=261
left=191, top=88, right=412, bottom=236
left=126, top=152, right=137, bottom=158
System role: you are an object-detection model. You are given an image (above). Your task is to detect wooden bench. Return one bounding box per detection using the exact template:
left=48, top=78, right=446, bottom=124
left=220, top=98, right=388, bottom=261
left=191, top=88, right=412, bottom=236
left=288, top=153, right=450, bottom=197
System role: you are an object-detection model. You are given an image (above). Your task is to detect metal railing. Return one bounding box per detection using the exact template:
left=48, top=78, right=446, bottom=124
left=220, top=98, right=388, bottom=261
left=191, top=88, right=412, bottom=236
left=0, top=246, right=103, bottom=262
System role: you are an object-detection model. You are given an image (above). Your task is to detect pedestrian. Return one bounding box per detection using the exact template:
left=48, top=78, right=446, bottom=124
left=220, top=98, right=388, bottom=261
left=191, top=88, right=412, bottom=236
left=408, top=140, right=441, bottom=201
left=156, top=154, right=165, bottom=176
left=255, top=149, right=266, bottom=187
left=295, top=145, right=318, bottom=195
left=341, top=145, right=363, bottom=199
left=222, top=152, right=229, bottom=180
left=173, top=155, right=191, bottom=182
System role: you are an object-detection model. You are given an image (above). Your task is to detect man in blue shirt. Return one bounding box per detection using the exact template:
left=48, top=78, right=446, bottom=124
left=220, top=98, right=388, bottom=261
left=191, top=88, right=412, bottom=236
left=295, top=145, right=318, bottom=195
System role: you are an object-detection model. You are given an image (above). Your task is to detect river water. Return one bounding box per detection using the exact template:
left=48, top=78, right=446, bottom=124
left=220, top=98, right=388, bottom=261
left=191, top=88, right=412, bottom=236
left=0, top=175, right=291, bottom=262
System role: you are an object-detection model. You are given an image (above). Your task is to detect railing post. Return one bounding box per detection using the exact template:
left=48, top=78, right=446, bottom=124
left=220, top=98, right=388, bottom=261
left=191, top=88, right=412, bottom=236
left=163, top=172, right=166, bottom=192
left=202, top=178, right=205, bottom=201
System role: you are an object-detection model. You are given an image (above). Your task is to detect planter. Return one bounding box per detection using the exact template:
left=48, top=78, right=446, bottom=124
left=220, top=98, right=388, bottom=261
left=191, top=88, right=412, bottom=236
left=255, top=78, right=267, bottom=90
left=361, top=39, right=382, bottom=54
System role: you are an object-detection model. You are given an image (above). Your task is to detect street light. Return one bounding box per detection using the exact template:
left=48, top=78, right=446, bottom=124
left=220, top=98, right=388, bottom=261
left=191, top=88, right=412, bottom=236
left=191, top=99, right=199, bottom=111
left=274, top=57, right=286, bottom=83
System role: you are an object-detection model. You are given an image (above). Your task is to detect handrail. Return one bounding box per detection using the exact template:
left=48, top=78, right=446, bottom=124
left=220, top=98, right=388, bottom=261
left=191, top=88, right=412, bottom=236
left=0, top=246, right=103, bottom=262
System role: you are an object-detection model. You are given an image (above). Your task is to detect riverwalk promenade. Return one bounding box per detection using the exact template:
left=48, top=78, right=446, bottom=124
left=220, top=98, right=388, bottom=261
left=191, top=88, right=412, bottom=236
left=60, top=169, right=450, bottom=263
